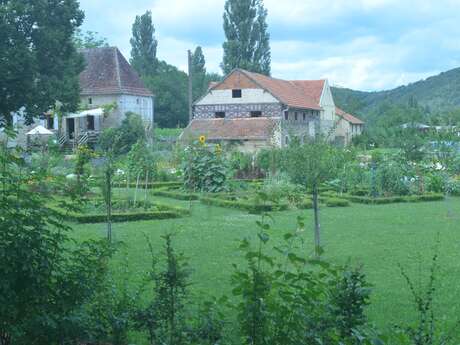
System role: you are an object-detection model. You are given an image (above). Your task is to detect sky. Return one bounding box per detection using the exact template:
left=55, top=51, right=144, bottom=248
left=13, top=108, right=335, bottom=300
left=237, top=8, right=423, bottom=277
left=78, top=0, right=460, bottom=92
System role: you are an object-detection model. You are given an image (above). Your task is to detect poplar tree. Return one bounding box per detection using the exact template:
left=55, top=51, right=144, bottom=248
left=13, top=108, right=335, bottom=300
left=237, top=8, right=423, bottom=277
left=191, top=46, right=207, bottom=100
left=130, top=10, right=158, bottom=77
left=222, top=0, right=271, bottom=76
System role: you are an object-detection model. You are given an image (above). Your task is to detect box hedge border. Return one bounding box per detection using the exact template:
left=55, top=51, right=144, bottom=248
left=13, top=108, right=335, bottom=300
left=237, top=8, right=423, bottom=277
left=112, top=181, right=182, bottom=189
left=49, top=203, right=190, bottom=224
left=200, top=196, right=289, bottom=214
left=339, top=193, right=445, bottom=205
left=152, top=189, right=200, bottom=200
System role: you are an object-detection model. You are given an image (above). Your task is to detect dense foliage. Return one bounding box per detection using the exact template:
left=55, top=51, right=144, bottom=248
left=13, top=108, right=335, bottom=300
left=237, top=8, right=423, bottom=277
left=182, top=141, right=229, bottom=193
left=222, top=0, right=271, bottom=75
left=99, top=112, right=146, bottom=155
left=0, top=143, right=112, bottom=345
left=0, top=0, right=84, bottom=125
left=130, top=10, right=158, bottom=77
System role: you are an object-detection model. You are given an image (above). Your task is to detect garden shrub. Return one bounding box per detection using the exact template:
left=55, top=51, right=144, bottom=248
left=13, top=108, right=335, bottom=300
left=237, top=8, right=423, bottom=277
left=341, top=193, right=444, bottom=205
left=98, top=112, right=146, bottom=155
left=325, top=198, right=350, bottom=207
left=375, top=159, right=412, bottom=196
left=259, top=173, right=304, bottom=205
left=200, top=196, right=289, bottom=214
left=112, top=181, right=182, bottom=189
left=182, top=140, right=229, bottom=193
left=49, top=201, right=189, bottom=224
left=152, top=189, right=199, bottom=200
left=425, top=172, right=448, bottom=193
left=297, top=199, right=313, bottom=209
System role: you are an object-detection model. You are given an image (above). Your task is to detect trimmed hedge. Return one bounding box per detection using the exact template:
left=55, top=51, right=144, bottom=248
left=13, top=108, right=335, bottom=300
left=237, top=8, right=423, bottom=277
left=200, top=196, right=289, bottom=214
left=49, top=203, right=190, bottom=224
left=297, top=199, right=313, bottom=209
left=325, top=198, right=350, bottom=207
left=152, top=189, right=199, bottom=200
left=113, top=181, right=182, bottom=189
left=341, top=193, right=444, bottom=205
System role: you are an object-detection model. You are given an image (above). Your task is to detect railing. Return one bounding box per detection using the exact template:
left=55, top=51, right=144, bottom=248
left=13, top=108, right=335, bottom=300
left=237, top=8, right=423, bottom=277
left=58, top=134, right=67, bottom=147
left=78, top=132, right=89, bottom=146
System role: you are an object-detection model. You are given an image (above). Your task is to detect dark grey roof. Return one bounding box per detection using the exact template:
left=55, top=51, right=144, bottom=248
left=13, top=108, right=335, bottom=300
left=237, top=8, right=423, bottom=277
left=79, top=47, right=153, bottom=97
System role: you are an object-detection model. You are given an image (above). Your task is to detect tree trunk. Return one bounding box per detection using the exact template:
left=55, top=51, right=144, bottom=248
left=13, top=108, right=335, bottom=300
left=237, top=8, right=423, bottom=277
left=134, top=172, right=141, bottom=206
left=144, top=170, right=149, bottom=203
left=0, top=332, right=11, bottom=345
left=312, top=183, right=321, bottom=257
left=106, top=168, right=112, bottom=243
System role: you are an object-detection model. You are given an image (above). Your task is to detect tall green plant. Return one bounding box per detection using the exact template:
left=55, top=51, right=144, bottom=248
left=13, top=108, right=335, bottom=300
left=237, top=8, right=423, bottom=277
left=0, top=141, right=112, bottom=345
left=182, top=141, right=229, bottom=193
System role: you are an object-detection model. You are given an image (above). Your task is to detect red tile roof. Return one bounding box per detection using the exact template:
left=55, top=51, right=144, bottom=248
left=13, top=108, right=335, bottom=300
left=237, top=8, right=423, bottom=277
left=239, top=70, right=323, bottom=110
left=79, top=47, right=153, bottom=97
left=181, top=117, right=277, bottom=141
left=336, top=107, right=364, bottom=125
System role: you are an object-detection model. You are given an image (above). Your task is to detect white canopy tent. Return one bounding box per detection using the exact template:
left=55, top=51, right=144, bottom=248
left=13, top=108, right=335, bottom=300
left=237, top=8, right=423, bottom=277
left=26, top=125, right=54, bottom=136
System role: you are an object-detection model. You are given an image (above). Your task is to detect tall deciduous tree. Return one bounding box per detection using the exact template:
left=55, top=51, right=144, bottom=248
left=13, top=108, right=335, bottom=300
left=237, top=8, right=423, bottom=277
left=0, top=0, right=85, bottom=126
left=130, top=10, right=158, bottom=77
left=73, top=29, right=109, bottom=49
left=222, top=0, right=271, bottom=75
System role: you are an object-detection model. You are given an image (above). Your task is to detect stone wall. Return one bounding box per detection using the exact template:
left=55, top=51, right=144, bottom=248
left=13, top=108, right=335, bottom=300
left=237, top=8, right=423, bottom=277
left=194, top=103, right=283, bottom=119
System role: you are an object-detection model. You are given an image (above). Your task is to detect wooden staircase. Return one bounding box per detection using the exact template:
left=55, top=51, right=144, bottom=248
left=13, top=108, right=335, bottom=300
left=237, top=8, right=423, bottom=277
left=59, top=131, right=100, bottom=153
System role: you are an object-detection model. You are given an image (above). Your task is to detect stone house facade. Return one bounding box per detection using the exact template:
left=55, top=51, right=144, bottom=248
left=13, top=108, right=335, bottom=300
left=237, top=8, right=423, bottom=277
left=181, top=69, right=364, bottom=151
left=57, top=47, right=154, bottom=147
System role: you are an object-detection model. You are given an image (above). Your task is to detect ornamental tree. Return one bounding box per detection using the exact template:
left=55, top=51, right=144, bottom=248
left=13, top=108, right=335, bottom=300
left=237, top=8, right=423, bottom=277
left=284, top=137, right=346, bottom=256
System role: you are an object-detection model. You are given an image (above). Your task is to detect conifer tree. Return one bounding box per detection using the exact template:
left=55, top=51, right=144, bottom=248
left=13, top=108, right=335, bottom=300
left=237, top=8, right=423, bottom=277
left=222, top=0, right=271, bottom=75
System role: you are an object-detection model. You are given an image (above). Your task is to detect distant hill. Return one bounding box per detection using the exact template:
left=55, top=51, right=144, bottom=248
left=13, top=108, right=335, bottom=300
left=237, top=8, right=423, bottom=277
left=332, top=67, right=460, bottom=121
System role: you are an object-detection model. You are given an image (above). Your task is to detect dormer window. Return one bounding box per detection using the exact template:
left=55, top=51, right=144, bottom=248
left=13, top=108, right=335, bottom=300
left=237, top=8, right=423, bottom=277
left=232, top=89, right=242, bottom=98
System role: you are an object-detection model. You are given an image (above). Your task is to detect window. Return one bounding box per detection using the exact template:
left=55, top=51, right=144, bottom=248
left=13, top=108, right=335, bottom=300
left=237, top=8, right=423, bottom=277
left=303, top=113, right=306, bottom=121
left=215, top=112, right=226, bottom=118
left=285, top=136, right=289, bottom=145
left=284, top=111, right=289, bottom=120
left=250, top=111, right=262, bottom=118
left=232, top=89, right=242, bottom=98
left=136, top=98, right=140, bottom=104
left=88, top=97, right=92, bottom=105
left=294, top=112, right=298, bottom=121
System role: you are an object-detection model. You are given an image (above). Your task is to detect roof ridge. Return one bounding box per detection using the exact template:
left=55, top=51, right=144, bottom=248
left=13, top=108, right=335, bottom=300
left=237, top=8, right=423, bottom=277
left=113, top=48, right=122, bottom=89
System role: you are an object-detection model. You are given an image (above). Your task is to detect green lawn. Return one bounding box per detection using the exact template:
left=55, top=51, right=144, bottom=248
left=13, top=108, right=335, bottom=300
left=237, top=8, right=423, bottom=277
left=71, top=192, right=460, bottom=334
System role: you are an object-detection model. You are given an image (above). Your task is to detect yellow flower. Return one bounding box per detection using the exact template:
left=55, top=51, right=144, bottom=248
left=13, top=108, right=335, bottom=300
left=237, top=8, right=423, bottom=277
left=199, top=135, right=206, bottom=145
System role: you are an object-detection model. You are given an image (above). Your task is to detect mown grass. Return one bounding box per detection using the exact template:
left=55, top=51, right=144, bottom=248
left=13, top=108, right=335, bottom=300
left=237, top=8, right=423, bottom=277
left=71, top=191, right=460, bottom=336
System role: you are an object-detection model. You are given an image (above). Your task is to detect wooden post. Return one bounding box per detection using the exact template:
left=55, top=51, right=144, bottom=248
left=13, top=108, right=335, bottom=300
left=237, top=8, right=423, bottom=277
left=188, top=50, right=193, bottom=124
left=312, top=183, right=321, bottom=257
